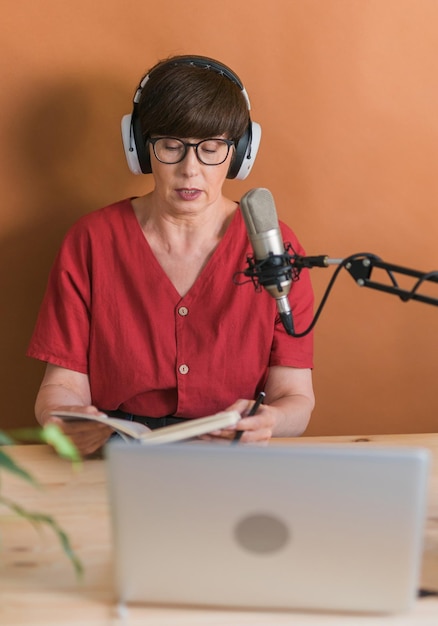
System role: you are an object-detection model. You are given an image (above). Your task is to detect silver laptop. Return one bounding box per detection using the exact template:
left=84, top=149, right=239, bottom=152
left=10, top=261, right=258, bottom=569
left=105, top=441, right=430, bottom=614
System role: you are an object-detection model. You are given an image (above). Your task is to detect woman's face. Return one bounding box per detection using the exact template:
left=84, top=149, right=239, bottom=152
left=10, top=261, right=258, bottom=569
left=149, top=137, right=234, bottom=214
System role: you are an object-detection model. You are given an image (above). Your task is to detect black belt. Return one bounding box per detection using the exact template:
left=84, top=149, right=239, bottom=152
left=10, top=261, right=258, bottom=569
left=104, top=409, right=190, bottom=430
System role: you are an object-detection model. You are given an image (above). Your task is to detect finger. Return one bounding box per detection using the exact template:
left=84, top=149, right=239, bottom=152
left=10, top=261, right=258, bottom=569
left=198, top=430, right=235, bottom=442
left=237, top=428, right=272, bottom=444
left=224, top=398, right=253, bottom=415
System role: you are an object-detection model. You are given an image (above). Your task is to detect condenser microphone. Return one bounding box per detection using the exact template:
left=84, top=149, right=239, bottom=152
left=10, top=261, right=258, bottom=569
left=240, top=188, right=295, bottom=335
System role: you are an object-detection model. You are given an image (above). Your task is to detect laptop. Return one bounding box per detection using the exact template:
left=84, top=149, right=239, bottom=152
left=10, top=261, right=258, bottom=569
left=105, top=441, right=430, bottom=614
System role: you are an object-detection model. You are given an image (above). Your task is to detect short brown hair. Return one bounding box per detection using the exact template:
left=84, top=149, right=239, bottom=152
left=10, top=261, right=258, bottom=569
left=138, top=56, right=249, bottom=142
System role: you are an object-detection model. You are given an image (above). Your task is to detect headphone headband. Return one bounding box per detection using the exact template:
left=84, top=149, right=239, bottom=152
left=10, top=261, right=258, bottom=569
left=121, top=55, right=261, bottom=180
left=164, top=56, right=245, bottom=88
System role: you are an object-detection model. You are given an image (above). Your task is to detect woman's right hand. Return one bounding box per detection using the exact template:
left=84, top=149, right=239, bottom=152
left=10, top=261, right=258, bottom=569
left=35, top=365, right=113, bottom=457
left=42, top=405, right=113, bottom=456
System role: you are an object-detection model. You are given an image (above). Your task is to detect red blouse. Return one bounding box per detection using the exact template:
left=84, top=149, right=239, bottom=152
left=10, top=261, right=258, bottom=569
left=27, top=199, right=314, bottom=418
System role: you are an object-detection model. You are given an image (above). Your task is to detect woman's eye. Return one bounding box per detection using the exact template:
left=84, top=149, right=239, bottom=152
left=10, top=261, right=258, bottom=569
left=200, top=142, right=219, bottom=153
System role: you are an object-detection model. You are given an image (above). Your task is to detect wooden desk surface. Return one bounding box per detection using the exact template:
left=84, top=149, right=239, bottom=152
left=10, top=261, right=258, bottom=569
left=1, top=434, right=437, bottom=625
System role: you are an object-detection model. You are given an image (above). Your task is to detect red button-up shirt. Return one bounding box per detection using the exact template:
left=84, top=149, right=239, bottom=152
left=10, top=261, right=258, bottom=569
left=27, top=199, right=314, bottom=418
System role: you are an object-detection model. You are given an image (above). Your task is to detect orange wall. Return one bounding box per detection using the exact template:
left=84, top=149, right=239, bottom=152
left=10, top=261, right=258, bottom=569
left=1, top=0, right=437, bottom=434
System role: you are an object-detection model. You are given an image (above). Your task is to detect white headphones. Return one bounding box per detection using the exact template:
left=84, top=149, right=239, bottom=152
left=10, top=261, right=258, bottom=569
left=121, top=55, right=261, bottom=180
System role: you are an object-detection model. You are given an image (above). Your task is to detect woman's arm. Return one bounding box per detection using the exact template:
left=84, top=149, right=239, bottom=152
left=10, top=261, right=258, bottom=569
left=35, top=363, right=113, bottom=455
left=264, top=365, right=315, bottom=437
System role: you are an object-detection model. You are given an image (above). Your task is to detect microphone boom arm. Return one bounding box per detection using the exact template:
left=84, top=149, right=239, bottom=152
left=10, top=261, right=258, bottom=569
left=338, top=255, right=438, bottom=307
left=292, top=252, right=438, bottom=307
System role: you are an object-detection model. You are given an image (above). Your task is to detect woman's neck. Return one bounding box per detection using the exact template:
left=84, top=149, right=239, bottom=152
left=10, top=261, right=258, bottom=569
left=131, top=193, right=237, bottom=297
left=132, top=192, right=237, bottom=251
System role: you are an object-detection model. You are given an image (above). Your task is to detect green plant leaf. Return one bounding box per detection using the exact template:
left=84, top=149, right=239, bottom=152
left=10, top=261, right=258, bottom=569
left=0, top=448, right=40, bottom=486
left=41, top=424, right=82, bottom=465
left=0, top=431, right=15, bottom=445
left=4, top=426, right=44, bottom=443
left=6, top=425, right=82, bottom=467
left=0, top=426, right=83, bottom=578
left=0, top=494, right=83, bottom=578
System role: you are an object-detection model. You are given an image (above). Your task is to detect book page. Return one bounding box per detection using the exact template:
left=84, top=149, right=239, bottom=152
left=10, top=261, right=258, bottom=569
left=139, top=410, right=241, bottom=444
left=50, top=411, right=150, bottom=439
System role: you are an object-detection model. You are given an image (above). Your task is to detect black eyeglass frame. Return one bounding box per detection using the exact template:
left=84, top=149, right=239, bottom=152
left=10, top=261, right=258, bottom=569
left=148, top=137, right=235, bottom=166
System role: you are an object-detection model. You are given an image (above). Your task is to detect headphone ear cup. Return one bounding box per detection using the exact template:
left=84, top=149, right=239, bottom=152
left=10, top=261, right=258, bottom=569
left=132, top=111, right=152, bottom=174
left=121, top=114, right=141, bottom=175
left=227, top=121, right=262, bottom=180
left=120, top=111, right=152, bottom=175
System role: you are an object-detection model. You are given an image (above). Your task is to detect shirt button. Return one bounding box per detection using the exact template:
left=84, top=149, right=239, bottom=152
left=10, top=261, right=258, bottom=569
left=178, top=306, right=189, bottom=316
left=179, top=364, right=189, bottom=375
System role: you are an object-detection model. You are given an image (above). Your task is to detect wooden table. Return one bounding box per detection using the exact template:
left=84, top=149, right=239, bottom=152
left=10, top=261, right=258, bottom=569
left=1, top=434, right=437, bottom=625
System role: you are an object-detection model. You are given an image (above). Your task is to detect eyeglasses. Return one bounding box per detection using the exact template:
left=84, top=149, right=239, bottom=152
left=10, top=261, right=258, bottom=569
left=148, top=137, right=235, bottom=166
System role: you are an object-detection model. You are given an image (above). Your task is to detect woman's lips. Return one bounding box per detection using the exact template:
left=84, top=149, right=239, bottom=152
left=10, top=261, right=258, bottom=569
left=176, top=188, right=202, bottom=201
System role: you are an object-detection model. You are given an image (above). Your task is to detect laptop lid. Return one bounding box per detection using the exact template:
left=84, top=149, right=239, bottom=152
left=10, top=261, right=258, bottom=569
left=105, top=442, right=429, bottom=614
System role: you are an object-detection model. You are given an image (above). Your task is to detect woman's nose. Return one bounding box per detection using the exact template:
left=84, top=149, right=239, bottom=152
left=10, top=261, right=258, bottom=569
left=179, top=145, right=201, bottom=174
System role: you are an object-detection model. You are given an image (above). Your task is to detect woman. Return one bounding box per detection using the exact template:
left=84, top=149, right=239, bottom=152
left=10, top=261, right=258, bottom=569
left=27, top=55, right=315, bottom=455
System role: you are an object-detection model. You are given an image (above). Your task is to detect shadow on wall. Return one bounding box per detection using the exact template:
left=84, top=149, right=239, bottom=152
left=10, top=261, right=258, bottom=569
left=0, top=74, right=143, bottom=430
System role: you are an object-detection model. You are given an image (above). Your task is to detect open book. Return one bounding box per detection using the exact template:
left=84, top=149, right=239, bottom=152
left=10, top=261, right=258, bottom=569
left=50, top=410, right=241, bottom=445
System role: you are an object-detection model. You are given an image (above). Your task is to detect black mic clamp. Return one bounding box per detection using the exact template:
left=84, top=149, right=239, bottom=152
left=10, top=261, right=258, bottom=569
left=240, top=247, right=297, bottom=335
left=243, top=248, right=296, bottom=290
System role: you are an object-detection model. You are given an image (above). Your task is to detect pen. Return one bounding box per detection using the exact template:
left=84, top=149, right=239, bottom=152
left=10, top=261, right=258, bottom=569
left=232, top=391, right=266, bottom=443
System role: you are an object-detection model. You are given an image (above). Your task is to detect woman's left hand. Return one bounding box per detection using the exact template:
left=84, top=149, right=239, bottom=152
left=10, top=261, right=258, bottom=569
left=199, top=365, right=315, bottom=443
left=200, top=397, right=275, bottom=444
